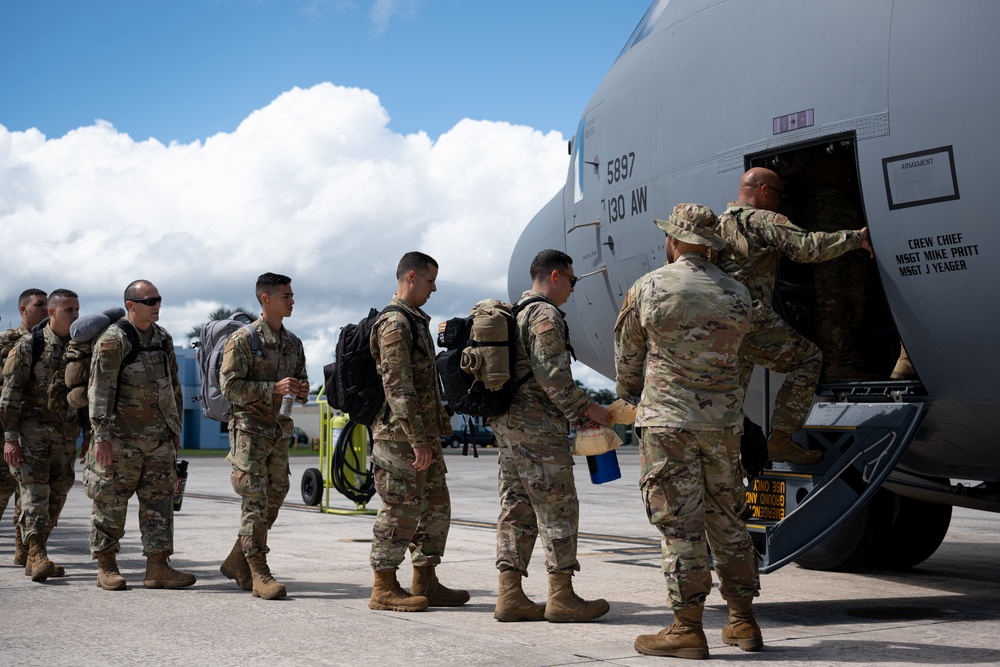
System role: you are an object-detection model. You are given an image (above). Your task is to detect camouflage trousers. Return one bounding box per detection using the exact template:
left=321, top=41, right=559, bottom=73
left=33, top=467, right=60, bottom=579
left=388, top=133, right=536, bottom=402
left=639, top=427, right=759, bottom=609
left=739, top=305, right=822, bottom=435
left=84, top=436, right=176, bottom=557
left=9, top=431, right=76, bottom=542
left=370, top=439, right=451, bottom=571
left=495, top=442, right=580, bottom=574
left=1, top=460, right=21, bottom=527
left=227, top=427, right=290, bottom=557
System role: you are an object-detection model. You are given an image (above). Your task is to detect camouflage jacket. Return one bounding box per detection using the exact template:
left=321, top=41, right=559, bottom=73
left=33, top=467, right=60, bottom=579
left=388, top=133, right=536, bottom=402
left=715, top=201, right=865, bottom=306
left=369, top=295, right=450, bottom=449
left=1, top=324, right=77, bottom=442
left=492, top=290, right=590, bottom=462
left=220, top=315, right=307, bottom=438
left=88, top=319, right=182, bottom=443
left=615, top=253, right=752, bottom=430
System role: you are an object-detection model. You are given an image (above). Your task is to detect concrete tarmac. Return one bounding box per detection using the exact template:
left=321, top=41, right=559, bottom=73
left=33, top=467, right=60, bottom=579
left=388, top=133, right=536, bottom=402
left=2, top=447, right=999, bottom=666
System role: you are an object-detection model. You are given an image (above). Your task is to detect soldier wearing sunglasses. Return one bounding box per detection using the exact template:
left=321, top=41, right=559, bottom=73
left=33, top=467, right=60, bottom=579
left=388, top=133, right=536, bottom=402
left=84, top=279, right=195, bottom=591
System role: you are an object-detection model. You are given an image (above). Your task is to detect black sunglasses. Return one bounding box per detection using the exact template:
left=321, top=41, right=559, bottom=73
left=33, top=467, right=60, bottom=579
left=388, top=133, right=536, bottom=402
left=558, top=270, right=579, bottom=288
left=131, top=296, right=162, bottom=306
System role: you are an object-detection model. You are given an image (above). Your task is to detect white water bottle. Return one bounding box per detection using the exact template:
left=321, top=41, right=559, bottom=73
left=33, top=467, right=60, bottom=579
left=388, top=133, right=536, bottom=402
left=280, top=393, right=294, bottom=417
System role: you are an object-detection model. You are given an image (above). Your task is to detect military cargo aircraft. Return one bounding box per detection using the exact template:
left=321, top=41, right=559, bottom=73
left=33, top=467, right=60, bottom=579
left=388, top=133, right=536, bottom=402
left=509, top=0, right=999, bottom=573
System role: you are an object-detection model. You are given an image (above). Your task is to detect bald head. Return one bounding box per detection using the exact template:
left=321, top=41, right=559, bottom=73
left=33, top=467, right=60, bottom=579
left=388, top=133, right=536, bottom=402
left=738, top=167, right=783, bottom=211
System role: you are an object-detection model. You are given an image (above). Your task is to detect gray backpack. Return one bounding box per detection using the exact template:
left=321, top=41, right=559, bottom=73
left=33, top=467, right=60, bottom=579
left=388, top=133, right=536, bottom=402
left=196, top=313, right=259, bottom=422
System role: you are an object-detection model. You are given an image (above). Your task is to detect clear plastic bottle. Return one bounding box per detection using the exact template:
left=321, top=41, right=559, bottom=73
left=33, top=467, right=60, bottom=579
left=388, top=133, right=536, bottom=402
left=280, top=393, right=294, bottom=417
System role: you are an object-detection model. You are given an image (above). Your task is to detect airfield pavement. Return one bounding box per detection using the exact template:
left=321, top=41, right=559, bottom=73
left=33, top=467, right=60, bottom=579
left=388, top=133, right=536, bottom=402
left=2, top=446, right=999, bottom=666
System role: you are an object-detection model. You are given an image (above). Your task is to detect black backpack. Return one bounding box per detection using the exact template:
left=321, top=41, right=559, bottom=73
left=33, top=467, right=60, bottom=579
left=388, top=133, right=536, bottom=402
left=324, top=305, right=419, bottom=426
left=435, top=297, right=546, bottom=418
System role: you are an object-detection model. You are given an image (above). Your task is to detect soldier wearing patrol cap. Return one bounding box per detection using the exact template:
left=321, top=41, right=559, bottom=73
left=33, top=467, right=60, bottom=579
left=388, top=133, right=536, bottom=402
left=615, top=204, right=761, bottom=659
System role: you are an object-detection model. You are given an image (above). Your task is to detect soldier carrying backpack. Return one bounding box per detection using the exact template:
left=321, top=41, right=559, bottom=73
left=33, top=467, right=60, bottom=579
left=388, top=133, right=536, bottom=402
left=489, top=249, right=611, bottom=624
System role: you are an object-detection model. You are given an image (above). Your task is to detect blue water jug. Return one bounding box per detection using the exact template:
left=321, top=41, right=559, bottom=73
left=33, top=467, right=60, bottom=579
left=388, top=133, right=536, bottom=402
left=587, top=450, right=621, bottom=484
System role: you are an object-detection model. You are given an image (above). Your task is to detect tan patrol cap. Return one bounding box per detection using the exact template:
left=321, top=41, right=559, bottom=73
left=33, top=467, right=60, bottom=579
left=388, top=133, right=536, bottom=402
left=654, top=203, right=725, bottom=250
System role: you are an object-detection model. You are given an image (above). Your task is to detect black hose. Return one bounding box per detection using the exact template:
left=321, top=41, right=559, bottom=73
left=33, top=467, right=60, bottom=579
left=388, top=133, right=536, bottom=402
left=330, top=420, right=376, bottom=504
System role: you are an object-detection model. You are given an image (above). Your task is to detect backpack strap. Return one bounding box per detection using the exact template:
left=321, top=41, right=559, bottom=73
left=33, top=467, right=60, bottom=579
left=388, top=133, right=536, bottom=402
left=509, top=295, right=577, bottom=390
left=381, top=305, right=424, bottom=357
left=114, top=320, right=171, bottom=410
left=30, top=329, right=44, bottom=370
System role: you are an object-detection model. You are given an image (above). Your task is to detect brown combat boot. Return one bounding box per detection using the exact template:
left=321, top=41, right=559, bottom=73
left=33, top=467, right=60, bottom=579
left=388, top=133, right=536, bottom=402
left=369, top=569, right=428, bottom=612
left=220, top=538, right=253, bottom=591
left=143, top=552, right=197, bottom=589
left=42, top=533, right=65, bottom=577
left=412, top=564, right=470, bottom=607
left=14, top=525, right=27, bottom=566
left=23, top=531, right=35, bottom=576
left=544, top=571, right=610, bottom=623
left=29, top=534, right=55, bottom=582
left=494, top=570, right=546, bottom=622
left=890, top=345, right=917, bottom=380
left=96, top=551, right=127, bottom=591
left=245, top=552, right=286, bottom=599
left=767, top=431, right=823, bottom=465
left=721, top=597, right=763, bottom=651
left=634, top=607, right=709, bottom=659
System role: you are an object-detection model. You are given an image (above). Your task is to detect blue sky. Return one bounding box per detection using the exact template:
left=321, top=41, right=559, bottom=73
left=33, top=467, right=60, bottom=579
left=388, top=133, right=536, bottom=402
left=1, top=1, right=649, bottom=143
left=0, top=1, right=652, bottom=388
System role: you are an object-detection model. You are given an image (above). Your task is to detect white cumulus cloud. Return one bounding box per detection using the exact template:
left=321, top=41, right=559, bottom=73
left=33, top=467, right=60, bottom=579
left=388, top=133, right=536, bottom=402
left=0, top=82, right=616, bottom=389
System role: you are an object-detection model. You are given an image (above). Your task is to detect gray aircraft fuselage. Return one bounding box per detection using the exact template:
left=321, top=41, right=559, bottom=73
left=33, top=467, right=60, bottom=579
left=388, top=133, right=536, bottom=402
left=510, top=0, right=999, bottom=484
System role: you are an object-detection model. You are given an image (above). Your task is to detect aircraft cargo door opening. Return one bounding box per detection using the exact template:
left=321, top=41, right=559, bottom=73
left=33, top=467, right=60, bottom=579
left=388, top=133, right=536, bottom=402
left=748, top=135, right=920, bottom=390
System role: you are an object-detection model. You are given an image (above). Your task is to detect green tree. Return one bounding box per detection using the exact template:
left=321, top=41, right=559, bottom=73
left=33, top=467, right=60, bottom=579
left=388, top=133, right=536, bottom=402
left=186, top=306, right=258, bottom=346
left=575, top=380, right=616, bottom=405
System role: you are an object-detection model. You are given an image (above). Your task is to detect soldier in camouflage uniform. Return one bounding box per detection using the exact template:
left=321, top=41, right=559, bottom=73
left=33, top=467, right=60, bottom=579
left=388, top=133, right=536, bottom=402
left=716, top=167, right=872, bottom=465
left=490, top=249, right=611, bottom=624
left=2, top=289, right=80, bottom=582
left=85, top=280, right=195, bottom=591
left=368, top=251, right=466, bottom=612
left=615, top=204, right=759, bottom=659
left=220, top=272, right=308, bottom=600
left=1, top=288, right=48, bottom=566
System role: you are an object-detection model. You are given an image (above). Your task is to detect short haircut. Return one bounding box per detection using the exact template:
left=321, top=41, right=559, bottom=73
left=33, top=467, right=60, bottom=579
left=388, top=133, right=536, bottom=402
left=123, top=280, right=154, bottom=303
left=396, top=252, right=438, bottom=280
left=256, top=272, right=292, bottom=304
left=48, top=289, right=79, bottom=304
left=529, top=249, right=573, bottom=281
left=18, top=289, right=47, bottom=307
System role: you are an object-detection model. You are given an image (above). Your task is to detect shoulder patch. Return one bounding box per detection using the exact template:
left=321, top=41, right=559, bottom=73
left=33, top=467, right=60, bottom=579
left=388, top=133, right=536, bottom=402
left=382, top=330, right=403, bottom=345
left=533, top=320, right=555, bottom=335
left=100, top=338, right=117, bottom=351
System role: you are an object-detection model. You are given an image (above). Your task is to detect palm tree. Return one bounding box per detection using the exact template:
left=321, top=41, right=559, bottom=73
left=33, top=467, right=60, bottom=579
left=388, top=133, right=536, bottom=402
left=186, top=306, right=258, bottom=347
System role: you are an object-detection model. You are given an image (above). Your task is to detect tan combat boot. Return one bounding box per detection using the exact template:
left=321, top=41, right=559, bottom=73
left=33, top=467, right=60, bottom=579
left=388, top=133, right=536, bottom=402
left=14, top=525, right=27, bottom=566
left=29, top=534, right=55, bottom=582
left=721, top=596, right=763, bottom=651
left=412, top=564, right=470, bottom=607
left=543, top=571, right=610, bottom=623
left=494, top=570, right=546, bottom=622
left=634, top=607, right=709, bottom=659
left=143, top=552, right=197, bottom=589
left=890, top=345, right=917, bottom=380
left=245, top=552, right=286, bottom=599
left=767, top=431, right=823, bottom=465
left=220, top=538, right=253, bottom=591
left=23, top=531, right=35, bottom=576
left=369, top=569, right=428, bottom=612
left=42, top=533, right=65, bottom=577
left=96, top=551, right=127, bottom=591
